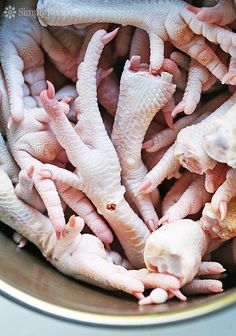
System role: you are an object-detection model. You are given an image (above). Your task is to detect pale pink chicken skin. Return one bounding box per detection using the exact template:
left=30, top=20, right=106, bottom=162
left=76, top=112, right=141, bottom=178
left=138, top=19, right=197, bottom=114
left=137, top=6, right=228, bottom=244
left=55, top=84, right=78, bottom=122
left=1, top=0, right=236, bottom=307
left=48, top=25, right=85, bottom=57
left=143, top=102, right=205, bottom=153
left=111, top=56, right=176, bottom=231
left=138, top=92, right=231, bottom=195
left=7, top=106, right=112, bottom=242
left=153, top=59, right=183, bottom=129
left=204, top=102, right=236, bottom=168
left=0, top=0, right=78, bottom=124
left=140, top=260, right=225, bottom=305
left=15, top=166, right=46, bottom=213
left=155, top=57, right=186, bottom=130
left=54, top=181, right=114, bottom=244
left=141, top=219, right=224, bottom=305
left=169, top=51, right=190, bottom=90
left=138, top=144, right=180, bottom=195
left=172, top=59, right=216, bottom=117
left=50, top=22, right=120, bottom=117
left=77, top=23, right=107, bottom=63
left=196, top=261, right=225, bottom=277
left=170, top=48, right=218, bottom=118
left=161, top=171, right=193, bottom=215
left=142, top=146, right=169, bottom=208
left=40, top=163, right=114, bottom=244
left=43, top=93, right=124, bottom=243
left=205, top=163, right=229, bottom=193
left=0, top=66, right=112, bottom=244
left=187, top=0, right=236, bottom=26
left=76, top=22, right=120, bottom=117
left=161, top=96, right=176, bottom=130
left=0, top=169, right=183, bottom=300
left=39, top=29, right=152, bottom=268
left=13, top=165, right=45, bottom=248
left=174, top=92, right=235, bottom=172
left=201, top=198, right=236, bottom=242
left=37, top=0, right=236, bottom=83
left=142, top=145, right=169, bottom=214
left=12, top=232, right=28, bottom=248
left=187, top=1, right=236, bottom=85
left=182, top=279, right=223, bottom=296
left=169, top=55, right=189, bottom=90
left=224, top=57, right=236, bottom=86
left=55, top=66, right=117, bottom=122
left=201, top=169, right=236, bottom=240
left=144, top=219, right=221, bottom=286
left=159, top=174, right=211, bottom=225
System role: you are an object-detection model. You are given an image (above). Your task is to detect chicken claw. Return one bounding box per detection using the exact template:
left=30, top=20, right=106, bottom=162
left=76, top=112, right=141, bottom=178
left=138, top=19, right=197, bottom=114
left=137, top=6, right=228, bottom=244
left=0, top=169, right=148, bottom=296
left=182, top=279, right=223, bottom=295
left=201, top=196, right=236, bottom=241
left=159, top=175, right=211, bottom=225
left=112, top=55, right=175, bottom=230
left=187, top=1, right=236, bottom=27
left=38, top=0, right=233, bottom=80
left=40, top=29, right=150, bottom=268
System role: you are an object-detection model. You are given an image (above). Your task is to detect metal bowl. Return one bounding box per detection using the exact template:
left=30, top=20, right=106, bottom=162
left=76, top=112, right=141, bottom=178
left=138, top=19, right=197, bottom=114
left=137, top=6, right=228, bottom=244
left=1, top=225, right=236, bottom=327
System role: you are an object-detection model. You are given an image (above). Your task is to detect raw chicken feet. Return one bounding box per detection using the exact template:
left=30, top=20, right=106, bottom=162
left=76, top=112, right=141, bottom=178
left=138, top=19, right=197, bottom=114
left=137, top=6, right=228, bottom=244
left=37, top=0, right=234, bottom=81
left=112, top=56, right=175, bottom=230
left=40, top=30, right=150, bottom=268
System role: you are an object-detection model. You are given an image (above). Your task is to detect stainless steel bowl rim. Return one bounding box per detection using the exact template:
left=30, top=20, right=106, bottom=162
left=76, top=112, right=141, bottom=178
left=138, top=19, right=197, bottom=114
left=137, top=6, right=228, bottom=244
left=1, top=280, right=236, bottom=327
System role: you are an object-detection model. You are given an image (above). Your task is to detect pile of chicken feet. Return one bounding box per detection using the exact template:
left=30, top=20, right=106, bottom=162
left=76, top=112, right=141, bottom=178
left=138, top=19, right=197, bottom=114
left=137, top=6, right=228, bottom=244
left=2, top=0, right=236, bottom=305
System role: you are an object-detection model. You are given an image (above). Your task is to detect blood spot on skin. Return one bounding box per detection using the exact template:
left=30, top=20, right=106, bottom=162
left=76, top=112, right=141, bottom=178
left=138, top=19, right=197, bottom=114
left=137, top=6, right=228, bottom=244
left=106, top=203, right=117, bottom=211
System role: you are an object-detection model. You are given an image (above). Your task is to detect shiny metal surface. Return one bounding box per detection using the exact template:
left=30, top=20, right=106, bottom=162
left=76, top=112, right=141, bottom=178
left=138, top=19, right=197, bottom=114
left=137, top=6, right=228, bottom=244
left=1, top=226, right=236, bottom=326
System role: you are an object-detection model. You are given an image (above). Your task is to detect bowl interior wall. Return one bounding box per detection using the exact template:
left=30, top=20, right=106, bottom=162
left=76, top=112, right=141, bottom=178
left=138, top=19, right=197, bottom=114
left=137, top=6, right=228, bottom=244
left=1, top=225, right=236, bottom=325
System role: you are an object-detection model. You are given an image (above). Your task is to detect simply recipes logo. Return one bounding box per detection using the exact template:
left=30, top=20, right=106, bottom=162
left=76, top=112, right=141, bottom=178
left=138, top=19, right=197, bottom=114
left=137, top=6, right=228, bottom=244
left=3, top=5, right=38, bottom=19
left=3, top=5, right=17, bottom=19
left=2, top=4, right=76, bottom=20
